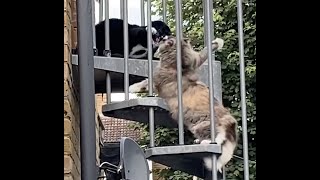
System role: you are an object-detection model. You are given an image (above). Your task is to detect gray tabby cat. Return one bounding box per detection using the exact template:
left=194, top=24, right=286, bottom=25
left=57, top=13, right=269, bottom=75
left=129, top=36, right=238, bottom=173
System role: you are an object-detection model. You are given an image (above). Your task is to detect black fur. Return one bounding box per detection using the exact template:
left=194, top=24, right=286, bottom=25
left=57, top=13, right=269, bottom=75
left=95, top=18, right=171, bottom=59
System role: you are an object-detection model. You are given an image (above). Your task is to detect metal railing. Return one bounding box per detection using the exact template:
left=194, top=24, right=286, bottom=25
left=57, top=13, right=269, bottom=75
left=75, top=0, right=250, bottom=179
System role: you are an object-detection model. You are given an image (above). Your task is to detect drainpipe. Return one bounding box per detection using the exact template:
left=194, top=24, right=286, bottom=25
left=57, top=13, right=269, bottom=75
left=76, top=0, right=96, bottom=179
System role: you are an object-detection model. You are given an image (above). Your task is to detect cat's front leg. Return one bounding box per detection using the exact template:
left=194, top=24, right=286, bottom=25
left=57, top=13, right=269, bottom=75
left=195, top=38, right=225, bottom=69
left=129, top=79, right=149, bottom=93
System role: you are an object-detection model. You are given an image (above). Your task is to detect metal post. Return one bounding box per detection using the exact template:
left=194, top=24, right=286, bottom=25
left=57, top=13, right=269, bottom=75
left=106, top=72, right=111, bottom=103
left=92, top=0, right=97, bottom=55
left=123, top=0, right=129, bottom=100
left=104, top=0, right=112, bottom=103
left=204, top=0, right=218, bottom=179
left=236, top=0, right=250, bottom=179
left=76, top=0, right=96, bottom=179
left=162, top=0, right=167, bottom=23
left=99, top=0, right=103, bottom=22
left=202, top=0, right=207, bottom=46
left=147, top=0, right=155, bottom=148
left=104, top=0, right=110, bottom=54
left=140, top=0, right=145, bottom=26
left=174, top=0, right=184, bottom=145
left=120, top=0, right=124, bottom=19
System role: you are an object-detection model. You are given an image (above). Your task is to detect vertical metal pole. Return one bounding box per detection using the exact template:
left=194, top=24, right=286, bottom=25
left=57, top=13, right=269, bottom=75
left=104, top=0, right=112, bottom=103
left=92, top=0, right=97, bottom=54
left=204, top=0, right=218, bottom=179
left=223, top=167, right=226, bottom=180
left=147, top=0, right=155, bottom=148
left=104, top=0, right=110, bottom=51
left=202, top=0, right=207, bottom=46
left=99, top=0, right=103, bottom=22
left=162, top=0, right=167, bottom=23
left=120, top=0, right=124, bottom=19
left=140, top=0, right=145, bottom=26
left=123, top=0, right=129, bottom=100
left=76, top=0, right=96, bottom=179
left=106, top=72, right=111, bottom=103
left=236, top=0, right=250, bottom=179
left=174, top=0, right=184, bottom=145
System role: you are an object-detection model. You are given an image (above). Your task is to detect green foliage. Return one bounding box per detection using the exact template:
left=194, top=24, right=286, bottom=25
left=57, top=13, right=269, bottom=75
left=133, top=0, right=256, bottom=179
left=153, top=168, right=194, bottom=180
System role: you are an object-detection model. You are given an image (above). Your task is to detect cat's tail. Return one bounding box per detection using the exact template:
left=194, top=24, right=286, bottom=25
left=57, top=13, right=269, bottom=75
left=201, top=139, right=237, bottom=173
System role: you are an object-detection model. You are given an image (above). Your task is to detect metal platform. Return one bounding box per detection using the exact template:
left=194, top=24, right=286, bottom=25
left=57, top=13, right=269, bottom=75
left=71, top=55, right=222, bottom=94
left=145, top=144, right=221, bottom=178
left=102, top=93, right=224, bottom=128
left=102, top=97, right=177, bottom=127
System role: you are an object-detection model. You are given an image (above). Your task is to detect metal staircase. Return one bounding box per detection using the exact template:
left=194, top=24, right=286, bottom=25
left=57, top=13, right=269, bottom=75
left=74, top=0, right=250, bottom=179
left=71, top=56, right=224, bottom=179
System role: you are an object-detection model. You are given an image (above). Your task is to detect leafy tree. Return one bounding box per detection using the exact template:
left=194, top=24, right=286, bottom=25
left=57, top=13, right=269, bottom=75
left=131, top=0, right=256, bottom=179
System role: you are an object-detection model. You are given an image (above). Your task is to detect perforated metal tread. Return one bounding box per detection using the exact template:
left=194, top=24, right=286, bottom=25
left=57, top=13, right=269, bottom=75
left=102, top=97, right=178, bottom=127
left=145, top=144, right=222, bottom=179
left=71, top=55, right=222, bottom=96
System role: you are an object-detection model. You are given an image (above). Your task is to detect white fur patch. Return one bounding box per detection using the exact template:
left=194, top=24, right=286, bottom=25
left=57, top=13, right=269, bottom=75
left=200, top=140, right=215, bottom=171
left=145, top=27, right=158, bottom=35
left=215, top=132, right=226, bottom=145
left=129, top=44, right=148, bottom=59
left=129, top=79, right=149, bottom=93
left=201, top=139, right=236, bottom=173
left=212, top=38, right=224, bottom=50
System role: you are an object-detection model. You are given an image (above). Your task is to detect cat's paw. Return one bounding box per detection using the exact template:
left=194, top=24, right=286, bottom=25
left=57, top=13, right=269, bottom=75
left=129, top=83, right=142, bottom=93
left=194, top=139, right=200, bottom=144
left=129, top=79, right=149, bottom=93
left=200, top=139, right=211, bottom=145
left=212, top=38, right=224, bottom=51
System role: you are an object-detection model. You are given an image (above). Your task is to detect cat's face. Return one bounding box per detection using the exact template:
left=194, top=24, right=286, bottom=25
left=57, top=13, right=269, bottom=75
left=154, top=36, right=191, bottom=58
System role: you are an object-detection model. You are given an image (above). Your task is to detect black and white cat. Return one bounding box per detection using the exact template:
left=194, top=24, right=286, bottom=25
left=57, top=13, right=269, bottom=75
left=95, top=18, right=171, bottom=59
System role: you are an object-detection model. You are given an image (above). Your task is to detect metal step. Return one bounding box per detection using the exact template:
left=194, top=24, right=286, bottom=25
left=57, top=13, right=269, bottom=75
left=71, top=55, right=221, bottom=94
left=100, top=142, right=222, bottom=179
left=145, top=144, right=222, bottom=179
left=102, top=97, right=177, bottom=127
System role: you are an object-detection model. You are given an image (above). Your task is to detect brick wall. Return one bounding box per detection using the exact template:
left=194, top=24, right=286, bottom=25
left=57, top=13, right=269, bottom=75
left=65, top=0, right=103, bottom=179
left=64, top=1, right=80, bottom=180
left=71, top=0, right=77, bottom=49
left=64, top=0, right=81, bottom=179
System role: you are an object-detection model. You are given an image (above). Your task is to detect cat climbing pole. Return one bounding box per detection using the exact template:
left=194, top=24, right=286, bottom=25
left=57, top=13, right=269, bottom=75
left=73, top=0, right=250, bottom=179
